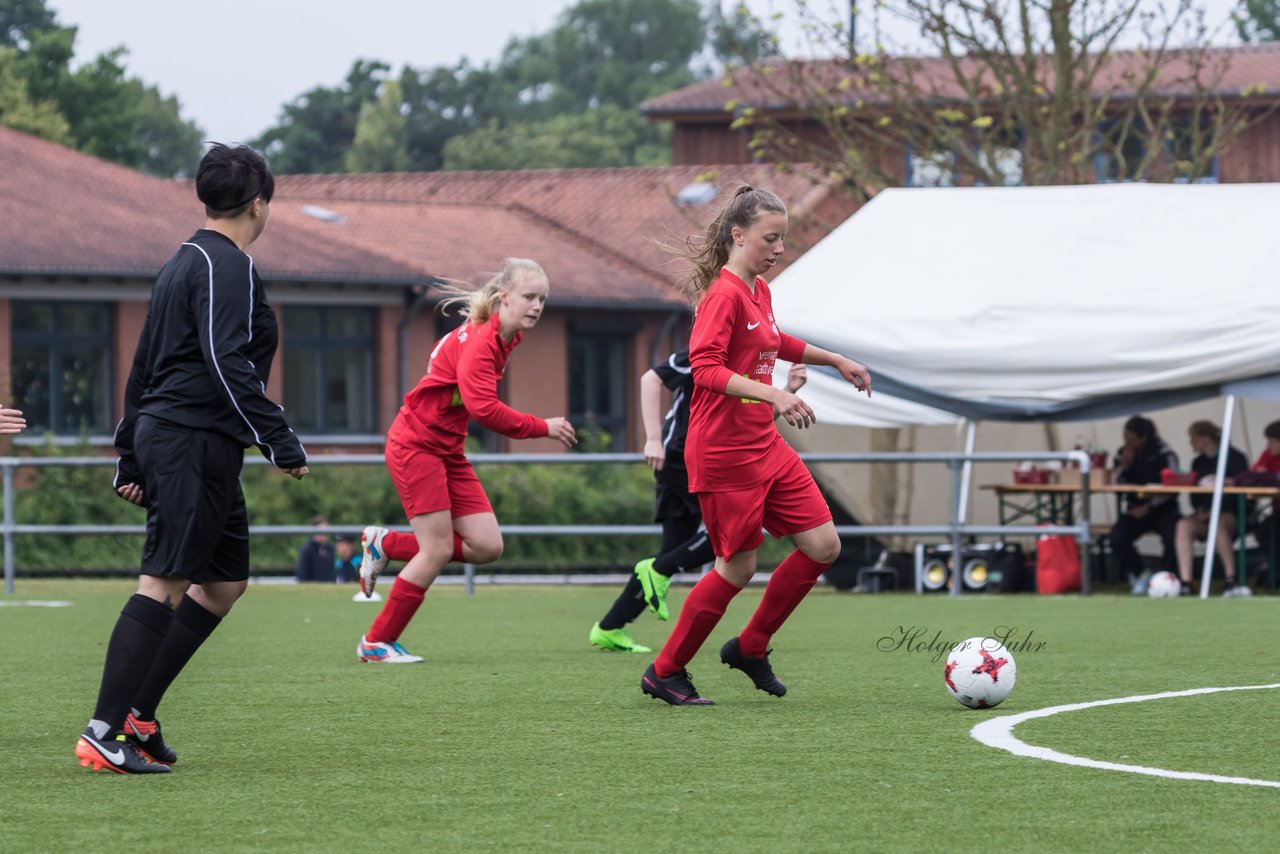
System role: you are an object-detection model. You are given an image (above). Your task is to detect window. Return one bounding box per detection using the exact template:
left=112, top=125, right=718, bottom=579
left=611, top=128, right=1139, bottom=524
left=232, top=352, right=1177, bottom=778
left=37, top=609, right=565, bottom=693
left=568, top=330, right=627, bottom=451
left=10, top=301, right=113, bottom=435
left=1094, top=121, right=1148, bottom=183
left=1168, top=116, right=1219, bottom=184
left=906, top=147, right=955, bottom=188
left=283, top=306, right=375, bottom=434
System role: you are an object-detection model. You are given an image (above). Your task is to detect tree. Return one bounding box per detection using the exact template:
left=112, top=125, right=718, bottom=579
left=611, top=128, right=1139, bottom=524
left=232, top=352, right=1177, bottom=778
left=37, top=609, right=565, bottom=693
left=0, top=1, right=203, bottom=175
left=1236, top=0, right=1280, bottom=41
left=346, top=79, right=411, bottom=173
left=253, top=59, right=388, bottom=174
left=443, top=105, right=670, bottom=170
left=0, top=0, right=56, bottom=49
left=0, top=45, right=69, bottom=142
left=724, top=0, right=1275, bottom=195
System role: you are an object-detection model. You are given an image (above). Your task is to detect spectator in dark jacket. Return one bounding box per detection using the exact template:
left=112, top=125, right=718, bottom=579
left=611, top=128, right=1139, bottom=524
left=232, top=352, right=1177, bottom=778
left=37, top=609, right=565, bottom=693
left=296, top=515, right=335, bottom=582
left=1109, top=415, right=1179, bottom=586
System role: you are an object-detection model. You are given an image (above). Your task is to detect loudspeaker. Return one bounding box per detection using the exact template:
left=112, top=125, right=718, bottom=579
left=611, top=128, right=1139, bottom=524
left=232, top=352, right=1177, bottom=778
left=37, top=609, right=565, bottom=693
left=914, top=542, right=1012, bottom=592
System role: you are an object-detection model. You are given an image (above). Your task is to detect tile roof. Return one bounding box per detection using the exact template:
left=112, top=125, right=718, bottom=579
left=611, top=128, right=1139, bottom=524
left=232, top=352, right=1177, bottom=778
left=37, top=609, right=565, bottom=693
left=0, top=125, right=421, bottom=284
left=1, top=126, right=856, bottom=306
left=643, top=42, right=1280, bottom=117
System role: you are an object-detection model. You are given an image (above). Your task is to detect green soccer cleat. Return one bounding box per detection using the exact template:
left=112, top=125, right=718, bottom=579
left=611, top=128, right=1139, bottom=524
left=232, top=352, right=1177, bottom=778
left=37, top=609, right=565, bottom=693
left=589, top=623, right=652, bottom=654
left=634, top=557, right=671, bottom=621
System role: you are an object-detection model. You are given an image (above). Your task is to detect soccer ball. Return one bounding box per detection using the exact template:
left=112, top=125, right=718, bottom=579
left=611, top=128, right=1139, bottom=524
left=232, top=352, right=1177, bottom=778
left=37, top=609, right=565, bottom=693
left=1147, top=570, right=1181, bottom=598
left=944, top=637, right=1017, bottom=709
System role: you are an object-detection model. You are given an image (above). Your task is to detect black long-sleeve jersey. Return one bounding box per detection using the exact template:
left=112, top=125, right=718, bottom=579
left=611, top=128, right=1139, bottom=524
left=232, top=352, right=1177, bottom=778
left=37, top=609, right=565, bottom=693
left=114, top=229, right=306, bottom=487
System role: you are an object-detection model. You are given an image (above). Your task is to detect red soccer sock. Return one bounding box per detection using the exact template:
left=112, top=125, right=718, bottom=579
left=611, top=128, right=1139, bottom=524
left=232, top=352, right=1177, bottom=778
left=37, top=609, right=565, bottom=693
left=366, top=576, right=427, bottom=644
left=739, top=550, right=830, bottom=657
left=452, top=533, right=465, bottom=563
left=381, top=531, right=419, bottom=562
left=654, top=570, right=741, bottom=677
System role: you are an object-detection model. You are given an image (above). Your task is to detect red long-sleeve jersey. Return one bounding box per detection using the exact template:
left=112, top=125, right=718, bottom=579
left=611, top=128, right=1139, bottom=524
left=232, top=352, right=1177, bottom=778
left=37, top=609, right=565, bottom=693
left=388, top=315, right=548, bottom=454
left=686, top=269, right=807, bottom=491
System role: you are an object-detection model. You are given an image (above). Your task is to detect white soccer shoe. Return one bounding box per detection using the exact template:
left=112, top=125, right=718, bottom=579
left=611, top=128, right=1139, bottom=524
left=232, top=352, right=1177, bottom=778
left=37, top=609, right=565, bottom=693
left=357, top=635, right=424, bottom=664
left=359, top=526, right=389, bottom=597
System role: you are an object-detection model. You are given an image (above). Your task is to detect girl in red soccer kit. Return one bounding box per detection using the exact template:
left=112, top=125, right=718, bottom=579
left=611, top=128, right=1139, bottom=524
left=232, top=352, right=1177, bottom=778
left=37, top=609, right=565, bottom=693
left=356, top=258, right=577, bottom=663
left=641, top=186, right=872, bottom=705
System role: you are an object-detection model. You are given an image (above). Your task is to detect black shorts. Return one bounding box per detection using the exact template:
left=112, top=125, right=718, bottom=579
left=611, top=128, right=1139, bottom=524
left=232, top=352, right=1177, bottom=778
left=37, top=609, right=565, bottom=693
left=135, top=415, right=249, bottom=582
left=654, top=463, right=701, bottom=522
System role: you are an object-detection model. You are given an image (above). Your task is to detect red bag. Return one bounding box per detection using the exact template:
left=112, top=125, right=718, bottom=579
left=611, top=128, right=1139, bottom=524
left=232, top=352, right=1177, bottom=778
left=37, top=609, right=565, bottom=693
left=1035, top=534, right=1081, bottom=594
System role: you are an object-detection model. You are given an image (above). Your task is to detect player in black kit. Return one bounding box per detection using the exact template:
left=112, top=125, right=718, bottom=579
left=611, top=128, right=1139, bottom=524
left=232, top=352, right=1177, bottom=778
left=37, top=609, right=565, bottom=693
left=75, top=144, right=309, bottom=774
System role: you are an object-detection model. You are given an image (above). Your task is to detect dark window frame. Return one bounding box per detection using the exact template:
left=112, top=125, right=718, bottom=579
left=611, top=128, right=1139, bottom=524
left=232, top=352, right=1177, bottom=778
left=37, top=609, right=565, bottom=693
left=10, top=300, right=114, bottom=435
left=283, top=305, right=376, bottom=435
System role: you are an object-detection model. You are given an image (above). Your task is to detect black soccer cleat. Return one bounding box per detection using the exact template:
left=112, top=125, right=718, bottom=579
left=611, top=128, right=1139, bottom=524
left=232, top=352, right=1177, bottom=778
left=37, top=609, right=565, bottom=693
left=719, top=636, right=787, bottom=697
left=75, top=728, right=171, bottom=774
left=124, top=713, right=178, bottom=765
left=641, top=663, right=715, bottom=706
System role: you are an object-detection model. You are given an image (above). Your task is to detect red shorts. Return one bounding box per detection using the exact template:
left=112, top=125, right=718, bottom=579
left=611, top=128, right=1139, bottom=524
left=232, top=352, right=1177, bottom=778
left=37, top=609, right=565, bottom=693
left=696, top=453, right=832, bottom=559
left=385, top=438, right=492, bottom=521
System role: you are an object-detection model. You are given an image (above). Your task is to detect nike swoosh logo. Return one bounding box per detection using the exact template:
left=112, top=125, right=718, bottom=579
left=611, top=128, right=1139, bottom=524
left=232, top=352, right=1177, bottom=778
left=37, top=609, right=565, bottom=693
left=86, top=735, right=125, bottom=764
left=746, top=321, right=761, bottom=330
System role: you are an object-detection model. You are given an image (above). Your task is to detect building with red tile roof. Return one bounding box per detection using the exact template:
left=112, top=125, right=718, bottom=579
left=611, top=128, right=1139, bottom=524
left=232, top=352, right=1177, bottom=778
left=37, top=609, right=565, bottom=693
left=1, top=126, right=850, bottom=452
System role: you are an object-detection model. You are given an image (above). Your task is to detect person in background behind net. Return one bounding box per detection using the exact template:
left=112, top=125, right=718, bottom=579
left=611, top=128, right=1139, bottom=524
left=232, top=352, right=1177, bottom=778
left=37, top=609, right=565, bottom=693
left=75, top=143, right=309, bottom=775
left=333, top=535, right=360, bottom=583
left=588, top=349, right=806, bottom=653
left=639, top=185, right=871, bottom=706
left=354, top=259, right=577, bottom=664
left=1174, top=420, right=1250, bottom=596
left=1109, top=414, right=1179, bottom=591
left=296, top=515, right=334, bottom=583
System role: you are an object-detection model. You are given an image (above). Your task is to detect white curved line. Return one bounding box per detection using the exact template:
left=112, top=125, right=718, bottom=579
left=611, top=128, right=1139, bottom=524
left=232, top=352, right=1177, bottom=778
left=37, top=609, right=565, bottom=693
left=971, top=683, right=1280, bottom=788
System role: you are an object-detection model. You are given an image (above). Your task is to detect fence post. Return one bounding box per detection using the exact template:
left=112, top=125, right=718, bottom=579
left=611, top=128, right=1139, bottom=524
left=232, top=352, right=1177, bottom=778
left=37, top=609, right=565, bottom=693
left=3, top=460, right=14, bottom=595
left=948, top=458, right=964, bottom=598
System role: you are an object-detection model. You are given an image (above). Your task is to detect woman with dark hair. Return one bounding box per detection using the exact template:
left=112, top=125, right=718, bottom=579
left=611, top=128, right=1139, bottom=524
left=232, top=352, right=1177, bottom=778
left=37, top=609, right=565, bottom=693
left=1109, top=415, right=1179, bottom=590
left=76, top=143, right=308, bottom=775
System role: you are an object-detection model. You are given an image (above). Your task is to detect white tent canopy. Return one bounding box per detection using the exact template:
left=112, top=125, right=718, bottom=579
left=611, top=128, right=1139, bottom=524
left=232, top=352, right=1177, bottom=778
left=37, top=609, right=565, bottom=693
left=772, top=183, right=1280, bottom=425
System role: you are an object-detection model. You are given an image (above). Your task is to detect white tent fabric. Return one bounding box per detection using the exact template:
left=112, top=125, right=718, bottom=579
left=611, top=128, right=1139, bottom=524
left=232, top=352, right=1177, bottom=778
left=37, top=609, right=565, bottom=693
left=771, top=183, right=1280, bottom=426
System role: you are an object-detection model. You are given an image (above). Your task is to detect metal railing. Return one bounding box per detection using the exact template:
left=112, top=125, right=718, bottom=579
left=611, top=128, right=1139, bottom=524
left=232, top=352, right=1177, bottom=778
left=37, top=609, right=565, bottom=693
left=1, top=449, right=1094, bottom=596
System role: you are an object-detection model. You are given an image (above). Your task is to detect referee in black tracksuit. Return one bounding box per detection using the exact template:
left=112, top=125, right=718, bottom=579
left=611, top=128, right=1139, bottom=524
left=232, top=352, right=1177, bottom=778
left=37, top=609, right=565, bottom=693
left=75, top=144, right=309, bottom=775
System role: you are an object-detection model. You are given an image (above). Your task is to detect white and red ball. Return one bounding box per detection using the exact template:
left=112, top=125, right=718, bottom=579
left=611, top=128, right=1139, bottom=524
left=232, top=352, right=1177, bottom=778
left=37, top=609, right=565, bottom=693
left=1147, top=570, right=1181, bottom=598
left=944, top=637, right=1017, bottom=709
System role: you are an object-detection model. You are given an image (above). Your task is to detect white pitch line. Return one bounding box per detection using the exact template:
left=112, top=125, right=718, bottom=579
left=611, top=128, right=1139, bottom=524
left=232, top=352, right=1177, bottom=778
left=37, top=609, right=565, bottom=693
left=971, top=683, right=1280, bottom=788
left=0, top=600, right=73, bottom=607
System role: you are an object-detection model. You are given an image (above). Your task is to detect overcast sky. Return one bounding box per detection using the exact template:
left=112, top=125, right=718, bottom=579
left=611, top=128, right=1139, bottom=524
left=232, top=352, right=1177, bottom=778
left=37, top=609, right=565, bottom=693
left=48, top=0, right=1244, bottom=146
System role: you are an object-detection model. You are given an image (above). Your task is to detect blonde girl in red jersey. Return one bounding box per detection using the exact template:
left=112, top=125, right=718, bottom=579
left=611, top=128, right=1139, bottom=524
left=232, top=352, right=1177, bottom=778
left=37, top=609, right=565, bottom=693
left=356, top=258, right=577, bottom=663
left=641, top=186, right=871, bottom=705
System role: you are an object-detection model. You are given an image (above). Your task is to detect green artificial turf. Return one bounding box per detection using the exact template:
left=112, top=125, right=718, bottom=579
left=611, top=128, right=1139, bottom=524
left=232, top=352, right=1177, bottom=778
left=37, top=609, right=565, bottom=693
left=2, top=580, right=1279, bottom=853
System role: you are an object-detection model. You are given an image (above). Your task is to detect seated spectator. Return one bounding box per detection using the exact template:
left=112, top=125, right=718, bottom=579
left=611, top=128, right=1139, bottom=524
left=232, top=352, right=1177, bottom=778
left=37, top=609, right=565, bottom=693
left=1174, top=420, right=1249, bottom=595
left=1109, top=415, right=1179, bottom=587
left=334, top=535, right=360, bottom=583
left=296, top=515, right=334, bottom=582
left=1247, top=420, right=1280, bottom=575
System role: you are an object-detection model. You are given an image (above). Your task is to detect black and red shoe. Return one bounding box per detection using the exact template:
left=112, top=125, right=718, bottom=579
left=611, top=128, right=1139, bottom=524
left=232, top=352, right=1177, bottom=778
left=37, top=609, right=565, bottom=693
left=75, top=728, right=170, bottom=774
left=641, top=663, right=715, bottom=706
left=124, top=713, right=177, bottom=765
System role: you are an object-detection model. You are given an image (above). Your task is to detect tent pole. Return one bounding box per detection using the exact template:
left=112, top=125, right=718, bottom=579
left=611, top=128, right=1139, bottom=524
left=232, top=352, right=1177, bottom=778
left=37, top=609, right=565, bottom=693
left=1199, top=395, right=1236, bottom=599
left=957, top=420, right=976, bottom=522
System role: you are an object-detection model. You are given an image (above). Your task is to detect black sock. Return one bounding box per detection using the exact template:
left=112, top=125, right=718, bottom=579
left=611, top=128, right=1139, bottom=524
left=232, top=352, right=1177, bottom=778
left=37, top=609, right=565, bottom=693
left=91, top=594, right=174, bottom=731
left=599, top=576, right=648, bottom=631
left=653, top=528, right=714, bottom=577
left=130, top=595, right=222, bottom=721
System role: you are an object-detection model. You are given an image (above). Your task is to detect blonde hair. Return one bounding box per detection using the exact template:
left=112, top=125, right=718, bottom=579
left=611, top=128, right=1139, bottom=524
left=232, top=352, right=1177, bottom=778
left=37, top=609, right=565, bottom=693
left=439, top=258, right=547, bottom=323
left=680, top=185, right=787, bottom=306
left=1188, top=420, right=1221, bottom=443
